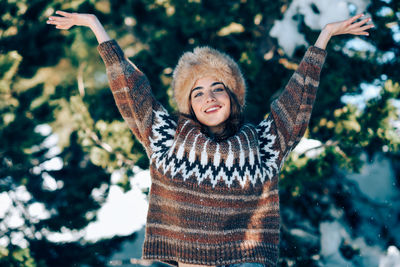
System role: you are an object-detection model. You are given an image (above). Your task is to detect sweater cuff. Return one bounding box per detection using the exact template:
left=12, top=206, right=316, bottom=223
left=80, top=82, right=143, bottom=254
left=304, top=45, right=327, bottom=67
left=97, top=39, right=125, bottom=66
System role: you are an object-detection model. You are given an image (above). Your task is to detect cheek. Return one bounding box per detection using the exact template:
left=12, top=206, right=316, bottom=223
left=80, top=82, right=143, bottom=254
left=190, top=99, right=202, bottom=116
left=220, top=94, right=231, bottom=109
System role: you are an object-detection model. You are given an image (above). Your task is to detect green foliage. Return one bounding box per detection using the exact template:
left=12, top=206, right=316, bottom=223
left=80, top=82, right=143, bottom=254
left=0, top=246, right=37, bottom=267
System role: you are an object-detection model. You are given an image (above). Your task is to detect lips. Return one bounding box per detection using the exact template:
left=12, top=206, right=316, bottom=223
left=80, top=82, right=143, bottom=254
left=205, top=105, right=221, bottom=113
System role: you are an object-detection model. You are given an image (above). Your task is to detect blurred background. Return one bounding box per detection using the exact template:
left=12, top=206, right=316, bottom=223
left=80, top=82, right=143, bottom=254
left=1, top=0, right=399, bottom=266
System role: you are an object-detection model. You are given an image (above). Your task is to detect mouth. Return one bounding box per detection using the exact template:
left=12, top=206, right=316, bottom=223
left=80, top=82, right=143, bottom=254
left=204, top=105, right=221, bottom=113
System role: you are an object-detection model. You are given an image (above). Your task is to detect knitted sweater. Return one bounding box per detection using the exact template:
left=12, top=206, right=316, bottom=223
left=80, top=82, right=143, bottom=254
left=97, top=40, right=327, bottom=267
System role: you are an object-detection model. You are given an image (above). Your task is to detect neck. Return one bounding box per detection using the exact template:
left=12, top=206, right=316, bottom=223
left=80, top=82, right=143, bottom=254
left=207, top=123, right=225, bottom=136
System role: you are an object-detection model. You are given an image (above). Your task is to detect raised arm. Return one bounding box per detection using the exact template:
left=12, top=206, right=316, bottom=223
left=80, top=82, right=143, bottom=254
left=47, top=11, right=177, bottom=155
left=266, top=46, right=327, bottom=158
left=257, top=13, right=374, bottom=158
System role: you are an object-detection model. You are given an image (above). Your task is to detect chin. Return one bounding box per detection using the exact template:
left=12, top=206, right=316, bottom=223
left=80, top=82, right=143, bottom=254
left=201, top=118, right=227, bottom=127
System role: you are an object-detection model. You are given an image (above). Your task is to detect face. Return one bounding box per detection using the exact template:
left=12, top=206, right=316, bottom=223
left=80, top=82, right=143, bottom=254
left=190, top=76, right=231, bottom=135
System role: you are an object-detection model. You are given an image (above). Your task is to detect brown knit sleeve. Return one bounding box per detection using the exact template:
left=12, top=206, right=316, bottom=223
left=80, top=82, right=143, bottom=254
left=97, top=39, right=176, bottom=155
left=260, top=46, right=327, bottom=158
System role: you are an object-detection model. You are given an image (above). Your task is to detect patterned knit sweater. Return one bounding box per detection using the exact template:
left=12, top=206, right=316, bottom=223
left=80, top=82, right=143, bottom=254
left=97, top=40, right=327, bottom=266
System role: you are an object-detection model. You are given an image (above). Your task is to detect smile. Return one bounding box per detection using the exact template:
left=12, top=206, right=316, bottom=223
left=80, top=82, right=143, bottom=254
left=205, top=106, right=221, bottom=113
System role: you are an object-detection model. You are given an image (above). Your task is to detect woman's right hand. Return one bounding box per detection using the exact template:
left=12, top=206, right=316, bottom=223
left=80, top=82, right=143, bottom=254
left=47, top=10, right=111, bottom=44
left=46, top=10, right=97, bottom=30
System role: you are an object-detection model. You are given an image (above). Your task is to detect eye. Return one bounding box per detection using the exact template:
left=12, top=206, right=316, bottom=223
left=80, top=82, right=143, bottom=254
left=194, top=92, right=203, bottom=98
left=213, top=87, right=224, bottom=92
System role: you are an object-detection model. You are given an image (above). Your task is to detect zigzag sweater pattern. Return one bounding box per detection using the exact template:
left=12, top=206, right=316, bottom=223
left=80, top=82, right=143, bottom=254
left=97, top=39, right=327, bottom=266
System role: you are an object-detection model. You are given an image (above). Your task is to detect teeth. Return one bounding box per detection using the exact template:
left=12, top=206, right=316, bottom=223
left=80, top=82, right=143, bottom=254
left=206, top=106, right=220, bottom=113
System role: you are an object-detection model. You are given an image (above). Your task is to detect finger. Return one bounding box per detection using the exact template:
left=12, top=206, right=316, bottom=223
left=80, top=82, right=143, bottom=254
left=348, top=13, right=364, bottom=24
left=47, top=19, right=58, bottom=25
left=350, top=17, right=371, bottom=28
left=353, top=31, right=369, bottom=36
left=49, top=16, right=70, bottom=22
left=55, top=21, right=71, bottom=27
left=56, top=24, right=71, bottom=30
left=55, top=10, right=73, bottom=17
left=359, top=24, right=375, bottom=31
left=349, top=24, right=374, bottom=35
left=49, top=20, right=70, bottom=28
left=46, top=19, right=64, bottom=25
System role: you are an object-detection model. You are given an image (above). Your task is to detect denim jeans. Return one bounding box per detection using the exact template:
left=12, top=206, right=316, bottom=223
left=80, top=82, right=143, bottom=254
left=220, top=263, right=265, bottom=267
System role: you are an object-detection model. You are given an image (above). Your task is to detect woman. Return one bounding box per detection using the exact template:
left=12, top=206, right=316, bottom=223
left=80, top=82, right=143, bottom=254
left=47, top=10, right=373, bottom=267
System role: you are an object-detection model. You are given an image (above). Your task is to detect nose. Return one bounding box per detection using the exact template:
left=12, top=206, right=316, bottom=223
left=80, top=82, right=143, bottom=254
left=205, top=91, right=216, bottom=102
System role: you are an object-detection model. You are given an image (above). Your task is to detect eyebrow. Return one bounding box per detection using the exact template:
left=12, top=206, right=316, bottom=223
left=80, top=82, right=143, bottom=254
left=191, top=82, right=224, bottom=93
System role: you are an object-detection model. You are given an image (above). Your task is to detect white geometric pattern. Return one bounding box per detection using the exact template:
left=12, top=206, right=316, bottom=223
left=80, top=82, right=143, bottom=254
left=149, top=108, right=280, bottom=188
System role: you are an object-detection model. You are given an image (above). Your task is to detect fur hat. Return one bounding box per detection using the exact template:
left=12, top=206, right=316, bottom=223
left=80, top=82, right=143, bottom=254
left=172, top=46, right=246, bottom=114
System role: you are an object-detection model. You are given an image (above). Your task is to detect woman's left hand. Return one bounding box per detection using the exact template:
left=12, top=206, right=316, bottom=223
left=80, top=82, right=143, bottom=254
left=314, top=13, right=374, bottom=50
left=325, top=13, right=374, bottom=37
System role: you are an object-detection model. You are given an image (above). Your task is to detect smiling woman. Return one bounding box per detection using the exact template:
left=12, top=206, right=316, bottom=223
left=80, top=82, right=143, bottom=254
left=190, top=77, right=231, bottom=136
left=46, top=10, right=374, bottom=267
left=171, top=45, right=246, bottom=141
